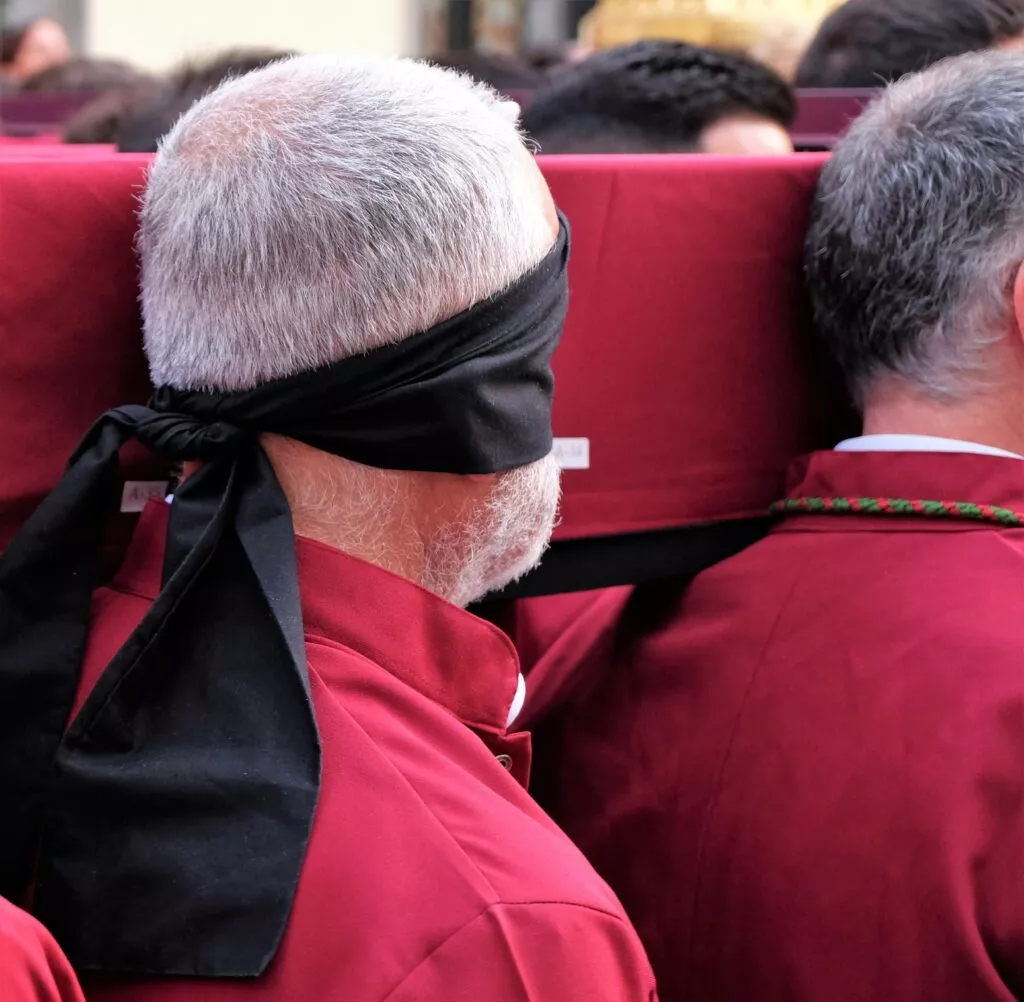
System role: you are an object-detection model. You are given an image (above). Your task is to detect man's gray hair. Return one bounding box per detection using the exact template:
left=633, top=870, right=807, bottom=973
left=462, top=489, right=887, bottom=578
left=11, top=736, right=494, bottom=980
left=805, top=51, right=1024, bottom=405
left=139, top=53, right=554, bottom=391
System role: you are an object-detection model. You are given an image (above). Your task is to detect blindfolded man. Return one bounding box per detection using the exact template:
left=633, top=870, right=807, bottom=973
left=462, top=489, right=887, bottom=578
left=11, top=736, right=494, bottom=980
left=0, top=53, right=656, bottom=1002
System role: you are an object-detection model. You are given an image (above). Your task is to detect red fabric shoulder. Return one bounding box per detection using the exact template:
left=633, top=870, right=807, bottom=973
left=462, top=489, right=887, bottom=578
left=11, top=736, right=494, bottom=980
left=0, top=898, right=83, bottom=1002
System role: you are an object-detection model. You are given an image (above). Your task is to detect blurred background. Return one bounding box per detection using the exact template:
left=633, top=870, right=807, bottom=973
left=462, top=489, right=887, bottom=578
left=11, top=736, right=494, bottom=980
left=3, top=1, right=841, bottom=68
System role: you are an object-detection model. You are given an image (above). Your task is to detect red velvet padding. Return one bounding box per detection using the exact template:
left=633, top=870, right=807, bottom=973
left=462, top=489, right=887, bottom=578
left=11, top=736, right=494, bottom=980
left=541, top=153, right=854, bottom=542
left=0, top=153, right=855, bottom=557
left=791, top=89, right=876, bottom=149
left=0, top=156, right=157, bottom=549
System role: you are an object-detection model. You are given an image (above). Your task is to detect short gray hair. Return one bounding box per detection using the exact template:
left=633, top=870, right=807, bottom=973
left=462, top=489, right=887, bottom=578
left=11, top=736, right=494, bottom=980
left=805, top=51, right=1024, bottom=405
left=139, top=53, right=554, bottom=391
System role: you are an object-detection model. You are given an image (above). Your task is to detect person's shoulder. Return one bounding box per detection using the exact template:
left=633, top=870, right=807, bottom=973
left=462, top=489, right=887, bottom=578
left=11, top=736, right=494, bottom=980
left=697, top=516, right=1024, bottom=626
left=385, top=898, right=658, bottom=1002
left=483, top=793, right=642, bottom=917
left=683, top=518, right=1024, bottom=724
left=281, top=625, right=644, bottom=979
left=0, top=899, right=83, bottom=1002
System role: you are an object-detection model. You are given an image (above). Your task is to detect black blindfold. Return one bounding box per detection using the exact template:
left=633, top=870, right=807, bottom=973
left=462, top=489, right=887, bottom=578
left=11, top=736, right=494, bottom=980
left=0, top=216, right=569, bottom=977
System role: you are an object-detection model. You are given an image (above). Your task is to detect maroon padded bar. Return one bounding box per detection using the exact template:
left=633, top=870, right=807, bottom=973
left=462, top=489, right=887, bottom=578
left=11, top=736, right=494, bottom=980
left=791, top=88, right=877, bottom=149
left=541, top=153, right=853, bottom=544
left=0, top=152, right=855, bottom=582
left=0, top=93, right=94, bottom=136
left=0, top=156, right=158, bottom=551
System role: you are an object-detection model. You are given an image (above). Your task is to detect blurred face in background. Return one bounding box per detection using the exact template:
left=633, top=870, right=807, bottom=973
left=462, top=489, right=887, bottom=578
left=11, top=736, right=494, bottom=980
left=4, top=19, right=71, bottom=83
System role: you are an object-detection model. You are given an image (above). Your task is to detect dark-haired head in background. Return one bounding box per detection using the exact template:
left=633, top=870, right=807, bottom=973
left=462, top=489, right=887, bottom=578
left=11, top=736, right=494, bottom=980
left=62, top=85, right=159, bottom=144
left=112, top=47, right=294, bottom=152
left=21, top=55, right=153, bottom=93
left=27, top=55, right=158, bottom=146
left=796, top=0, right=1024, bottom=89
left=521, top=40, right=795, bottom=155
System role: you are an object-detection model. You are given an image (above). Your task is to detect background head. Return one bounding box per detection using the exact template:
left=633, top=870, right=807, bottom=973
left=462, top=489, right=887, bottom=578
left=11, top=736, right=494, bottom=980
left=140, top=53, right=562, bottom=605
left=796, top=0, right=1024, bottom=88
left=521, top=40, right=795, bottom=155
left=20, top=55, right=152, bottom=93
left=62, top=83, right=161, bottom=144
left=806, top=52, right=1024, bottom=417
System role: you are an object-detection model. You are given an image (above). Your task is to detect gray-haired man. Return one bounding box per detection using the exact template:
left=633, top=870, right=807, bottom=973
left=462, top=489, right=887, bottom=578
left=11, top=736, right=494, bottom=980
left=509, top=51, right=1024, bottom=1002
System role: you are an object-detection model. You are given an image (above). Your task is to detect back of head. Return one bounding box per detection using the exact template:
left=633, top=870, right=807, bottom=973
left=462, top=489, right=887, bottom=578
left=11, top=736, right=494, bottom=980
left=20, top=56, right=151, bottom=93
left=796, top=0, right=1024, bottom=88
left=521, top=40, right=795, bottom=154
left=140, top=53, right=560, bottom=605
left=115, top=47, right=294, bottom=153
left=140, top=52, right=554, bottom=391
left=805, top=52, right=1024, bottom=407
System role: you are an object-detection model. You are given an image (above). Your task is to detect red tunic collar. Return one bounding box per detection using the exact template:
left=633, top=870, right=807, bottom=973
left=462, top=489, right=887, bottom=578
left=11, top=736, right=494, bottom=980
left=778, top=449, right=1024, bottom=531
left=113, top=502, right=522, bottom=735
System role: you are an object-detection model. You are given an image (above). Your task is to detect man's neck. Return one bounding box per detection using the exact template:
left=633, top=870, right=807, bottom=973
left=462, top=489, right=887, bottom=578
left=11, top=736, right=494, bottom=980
left=288, top=505, right=427, bottom=585
left=862, top=387, right=1024, bottom=458
left=186, top=449, right=428, bottom=586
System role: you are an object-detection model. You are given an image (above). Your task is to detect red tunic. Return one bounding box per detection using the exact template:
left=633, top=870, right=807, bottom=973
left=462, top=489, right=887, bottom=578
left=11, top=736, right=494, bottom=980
left=71, top=503, right=657, bottom=1002
left=0, top=897, right=83, bottom=1002
left=517, top=450, right=1024, bottom=1002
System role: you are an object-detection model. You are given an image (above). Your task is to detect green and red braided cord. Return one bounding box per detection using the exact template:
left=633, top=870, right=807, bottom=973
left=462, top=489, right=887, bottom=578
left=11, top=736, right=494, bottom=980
left=772, top=496, right=1024, bottom=527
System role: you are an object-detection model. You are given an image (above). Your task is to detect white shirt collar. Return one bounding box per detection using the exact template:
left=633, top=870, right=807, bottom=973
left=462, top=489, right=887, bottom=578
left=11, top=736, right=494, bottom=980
left=835, top=434, right=1023, bottom=461
left=506, top=673, right=527, bottom=728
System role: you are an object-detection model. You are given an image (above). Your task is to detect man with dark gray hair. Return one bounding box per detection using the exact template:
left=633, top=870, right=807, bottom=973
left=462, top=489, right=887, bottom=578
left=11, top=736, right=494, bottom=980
left=504, top=52, right=1024, bottom=1001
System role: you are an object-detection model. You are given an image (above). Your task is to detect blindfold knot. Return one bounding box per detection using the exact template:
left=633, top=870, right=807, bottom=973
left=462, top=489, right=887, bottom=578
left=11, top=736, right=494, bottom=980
left=134, top=411, right=247, bottom=462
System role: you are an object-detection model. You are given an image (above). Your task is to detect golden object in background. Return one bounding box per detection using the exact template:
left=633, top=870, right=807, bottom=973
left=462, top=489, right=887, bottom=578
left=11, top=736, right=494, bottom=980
left=473, top=0, right=526, bottom=53
left=581, top=0, right=842, bottom=52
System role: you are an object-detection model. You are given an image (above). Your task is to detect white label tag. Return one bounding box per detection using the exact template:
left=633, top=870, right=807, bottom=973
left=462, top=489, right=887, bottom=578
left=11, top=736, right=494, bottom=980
left=552, top=437, right=590, bottom=470
left=121, top=481, right=170, bottom=513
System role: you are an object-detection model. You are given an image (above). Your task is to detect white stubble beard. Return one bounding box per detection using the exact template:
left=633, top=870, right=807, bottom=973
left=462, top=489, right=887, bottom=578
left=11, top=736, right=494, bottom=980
left=422, top=453, right=562, bottom=608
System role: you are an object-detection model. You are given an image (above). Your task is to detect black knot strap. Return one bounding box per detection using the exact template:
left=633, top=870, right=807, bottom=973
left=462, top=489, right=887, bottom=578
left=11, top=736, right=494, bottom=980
left=1, top=401, right=319, bottom=978
left=131, top=410, right=247, bottom=462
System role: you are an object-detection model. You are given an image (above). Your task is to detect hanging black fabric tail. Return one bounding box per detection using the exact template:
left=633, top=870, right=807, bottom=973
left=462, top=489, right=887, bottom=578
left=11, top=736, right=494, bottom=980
left=0, top=406, right=321, bottom=977
left=0, top=413, right=131, bottom=898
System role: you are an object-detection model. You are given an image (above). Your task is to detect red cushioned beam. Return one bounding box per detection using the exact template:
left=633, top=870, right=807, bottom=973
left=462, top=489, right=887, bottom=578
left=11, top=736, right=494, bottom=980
left=540, top=153, right=853, bottom=542
left=0, top=94, right=94, bottom=137
left=0, top=156, right=155, bottom=550
left=790, top=89, right=876, bottom=149
left=0, top=152, right=855, bottom=558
